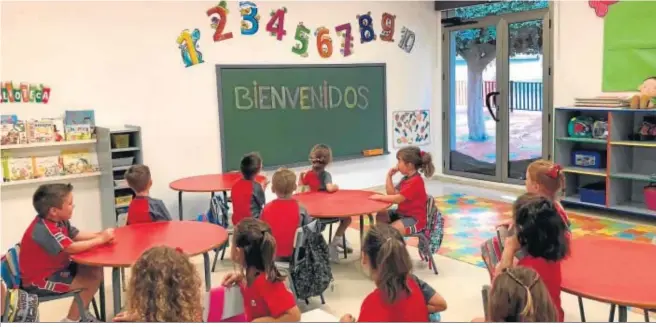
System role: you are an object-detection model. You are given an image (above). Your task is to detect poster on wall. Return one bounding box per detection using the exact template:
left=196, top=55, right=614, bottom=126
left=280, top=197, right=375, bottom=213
left=602, top=1, right=656, bottom=91
left=392, top=110, right=430, bottom=148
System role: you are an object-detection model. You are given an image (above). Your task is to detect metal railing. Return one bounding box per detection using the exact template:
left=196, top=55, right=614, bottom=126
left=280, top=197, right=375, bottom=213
left=455, top=81, right=543, bottom=112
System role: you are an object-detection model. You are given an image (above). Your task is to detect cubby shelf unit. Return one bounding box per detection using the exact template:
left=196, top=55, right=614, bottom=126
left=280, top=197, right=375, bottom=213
left=554, top=107, right=656, bottom=218
left=97, top=125, right=143, bottom=229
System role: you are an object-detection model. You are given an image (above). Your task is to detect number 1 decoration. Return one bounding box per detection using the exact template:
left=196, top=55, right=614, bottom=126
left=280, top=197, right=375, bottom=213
left=357, top=12, right=376, bottom=43
left=207, top=1, right=233, bottom=42
left=177, top=29, right=205, bottom=67
left=398, top=26, right=416, bottom=53
left=239, top=1, right=260, bottom=35
left=315, top=26, right=333, bottom=59
left=266, top=7, right=287, bottom=41
left=292, top=22, right=311, bottom=57
left=335, top=23, right=354, bottom=57
left=380, top=12, right=396, bottom=42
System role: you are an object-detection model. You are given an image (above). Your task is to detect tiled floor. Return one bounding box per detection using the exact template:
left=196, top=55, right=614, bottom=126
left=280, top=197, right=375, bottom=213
left=36, top=180, right=655, bottom=322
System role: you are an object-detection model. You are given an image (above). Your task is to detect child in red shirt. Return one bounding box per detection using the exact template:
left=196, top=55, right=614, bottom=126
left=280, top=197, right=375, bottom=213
left=220, top=219, right=301, bottom=322
left=497, top=194, right=569, bottom=322
left=479, top=266, right=558, bottom=322
left=19, top=183, right=114, bottom=322
left=124, top=164, right=172, bottom=225
left=340, top=224, right=447, bottom=322
left=370, top=146, right=434, bottom=235
left=298, top=144, right=350, bottom=262
left=261, top=168, right=312, bottom=259
left=231, top=153, right=266, bottom=226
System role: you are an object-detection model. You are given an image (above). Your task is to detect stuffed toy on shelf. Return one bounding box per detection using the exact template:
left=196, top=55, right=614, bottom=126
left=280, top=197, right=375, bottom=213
left=629, top=77, right=656, bottom=109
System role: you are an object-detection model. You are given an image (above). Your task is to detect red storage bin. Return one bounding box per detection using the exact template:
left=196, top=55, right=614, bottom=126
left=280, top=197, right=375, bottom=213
left=645, top=183, right=656, bottom=211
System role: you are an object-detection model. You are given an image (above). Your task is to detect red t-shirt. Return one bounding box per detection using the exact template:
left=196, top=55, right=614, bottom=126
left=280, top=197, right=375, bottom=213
left=396, top=174, right=428, bottom=230
left=261, top=199, right=303, bottom=258
left=19, top=217, right=79, bottom=292
left=518, top=256, right=563, bottom=322
left=358, top=276, right=429, bottom=322
left=242, top=273, right=296, bottom=321
left=301, top=170, right=332, bottom=192
left=231, top=178, right=265, bottom=225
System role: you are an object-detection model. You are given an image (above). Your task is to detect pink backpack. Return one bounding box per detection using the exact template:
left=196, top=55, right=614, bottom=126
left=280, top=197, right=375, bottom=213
left=204, top=285, right=248, bottom=322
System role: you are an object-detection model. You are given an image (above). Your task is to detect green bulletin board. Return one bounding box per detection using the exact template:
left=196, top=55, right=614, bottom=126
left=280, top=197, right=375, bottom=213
left=602, top=1, right=656, bottom=91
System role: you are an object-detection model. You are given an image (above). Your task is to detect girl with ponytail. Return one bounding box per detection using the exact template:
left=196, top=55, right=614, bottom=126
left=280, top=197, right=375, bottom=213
left=220, top=218, right=300, bottom=322
left=340, top=224, right=447, bottom=322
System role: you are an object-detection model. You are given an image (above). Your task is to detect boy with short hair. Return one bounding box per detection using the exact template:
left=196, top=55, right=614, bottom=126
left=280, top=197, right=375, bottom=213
left=231, top=153, right=266, bottom=226
left=261, top=168, right=312, bottom=260
left=125, top=164, right=172, bottom=225
left=19, top=183, right=114, bottom=322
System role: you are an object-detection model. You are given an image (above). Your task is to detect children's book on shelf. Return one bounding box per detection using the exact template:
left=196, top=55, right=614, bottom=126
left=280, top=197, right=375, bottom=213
left=26, top=119, right=56, bottom=143
left=34, top=155, right=63, bottom=178
left=61, top=149, right=99, bottom=174
left=64, top=110, right=96, bottom=140
left=2, top=154, right=34, bottom=181
left=1, top=115, right=28, bottom=145
left=48, top=117, right=65, bottom=142
left=64, top=124, right=93, bottom=141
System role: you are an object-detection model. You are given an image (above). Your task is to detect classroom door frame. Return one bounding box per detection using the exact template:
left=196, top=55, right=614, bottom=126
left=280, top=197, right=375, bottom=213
left=440, top=8, right=553, bottom=185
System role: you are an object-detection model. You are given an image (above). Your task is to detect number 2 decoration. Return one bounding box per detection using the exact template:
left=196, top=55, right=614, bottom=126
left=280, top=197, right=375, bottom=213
left=176, top=29, right=205, bottom=68
left=357, top=12, right=376, bottom=43
left=292, top=22, right=311, bottom=57
left=207, top=1, right=233, bottom=42
left=266, top=7, right=287, bottom=41
left=398, top=27, right=416, bottom=53
left=335, top=23, right=353, bottom=57
left=315, top=26, right=333, bottom=58
left=380, top=12, right=396, bottom=42
left=239, top=1, right=260, bottom=35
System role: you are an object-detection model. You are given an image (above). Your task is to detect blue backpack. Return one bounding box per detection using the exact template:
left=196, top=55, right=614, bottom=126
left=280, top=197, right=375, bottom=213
left=422, top=196, right=445, bottom=255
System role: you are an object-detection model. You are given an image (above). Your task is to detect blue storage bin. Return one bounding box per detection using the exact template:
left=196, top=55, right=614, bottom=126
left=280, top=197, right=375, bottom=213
left=572, top=150, right=606, bottom=169
left=580, top=182, right=606, bottom=206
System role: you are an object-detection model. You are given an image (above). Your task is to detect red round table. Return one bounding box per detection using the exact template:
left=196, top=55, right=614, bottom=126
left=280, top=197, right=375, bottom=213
left=169, top=172, right=267, bottom=220
left=71, top=221, right=228, bottom=318
left=562, top=236, right=656, bottom=322
left=292, top=190, right=391, bottom=242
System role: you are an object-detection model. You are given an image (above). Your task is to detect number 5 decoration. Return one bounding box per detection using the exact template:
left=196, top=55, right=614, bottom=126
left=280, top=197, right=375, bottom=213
left=335, top=23, right=354, bottom=57
left=357, top=12, right=376, bottom=43
left=292, top=22, right=311, bottom=57
left=207, top=1, right=233, bottom=42
left=239, top=1, right=260, bottom=35
left=177, top=29, right=205, bottom=67
left=315, top=26, right=333, bottom=59
left=398, top=27, right=416, bottom=53
left=380, top=12, right=396, bottom=42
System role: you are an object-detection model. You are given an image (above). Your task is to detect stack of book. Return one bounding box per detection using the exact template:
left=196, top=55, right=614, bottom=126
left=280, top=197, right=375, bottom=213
left=574, top=96, right=630, bottom=108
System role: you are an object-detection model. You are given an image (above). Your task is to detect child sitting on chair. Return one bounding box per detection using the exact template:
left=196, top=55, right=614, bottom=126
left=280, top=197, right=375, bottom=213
left=261, top=168, right=312, bottom=261
left=125, top=164, right=172, bottom=224
left=19, top=183, right=114, bottom=322
left=370, top=146, right=434, bottom=236
left=231, top=153, right=266, bottom=225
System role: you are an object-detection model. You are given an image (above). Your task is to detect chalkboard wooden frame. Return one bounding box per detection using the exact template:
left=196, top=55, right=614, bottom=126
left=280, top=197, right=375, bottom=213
left=215, top=63, right=389, bottom=172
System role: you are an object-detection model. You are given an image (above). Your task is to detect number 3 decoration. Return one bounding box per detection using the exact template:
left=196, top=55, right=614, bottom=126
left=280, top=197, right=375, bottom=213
left=292, top=22, right=311, bottom=57
left=239, top=1, right=260, bottom=35
left=357, top=12, right=376, bottom=43
left=398, top=27, right=416, bottom=53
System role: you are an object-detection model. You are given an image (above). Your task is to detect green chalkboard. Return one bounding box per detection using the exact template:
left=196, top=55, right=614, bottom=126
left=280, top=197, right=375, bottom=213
left=603, top=1, right=656, bottom=91
left=216, top=64, right=387, bottom=172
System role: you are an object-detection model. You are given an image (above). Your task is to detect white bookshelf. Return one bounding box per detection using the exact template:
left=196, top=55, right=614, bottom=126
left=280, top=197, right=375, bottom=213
left=0, top=139, right=97, bottom=150
left=0, top=171, right=102, bottom=187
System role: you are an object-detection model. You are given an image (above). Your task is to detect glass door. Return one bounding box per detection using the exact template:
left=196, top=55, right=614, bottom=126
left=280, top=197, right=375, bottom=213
left=442, top=7, right=551, bottom=183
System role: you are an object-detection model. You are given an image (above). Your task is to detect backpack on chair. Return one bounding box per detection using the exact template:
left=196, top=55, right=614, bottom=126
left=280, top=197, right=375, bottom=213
left=1, top=245, right=39, bottom=323
left=422, top=196, right=445, bottom=255
left=290, top=223, right=333, bottom=301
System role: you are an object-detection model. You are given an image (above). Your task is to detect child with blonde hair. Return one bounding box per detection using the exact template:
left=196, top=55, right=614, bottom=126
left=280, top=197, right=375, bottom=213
left=340, top=224, right=447, bottom=322
left=371, top=146, right=435, bottom=236
left=113, top=246, right=203, bottom=322
left=221, top=219, right=301, bottom=322
left=298, top=144, right=350, bottom=262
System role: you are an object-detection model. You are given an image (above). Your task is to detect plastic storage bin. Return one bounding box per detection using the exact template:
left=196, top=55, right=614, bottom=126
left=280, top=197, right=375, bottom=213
left=111, top=134, right=130, bottom=148
left=572, top=150, right=606, bottom=169
left=580, top=182, right=606, bottom=206
left=645, top=183, right=656, bottom=211
left=112, top=156, right=134, bottom=167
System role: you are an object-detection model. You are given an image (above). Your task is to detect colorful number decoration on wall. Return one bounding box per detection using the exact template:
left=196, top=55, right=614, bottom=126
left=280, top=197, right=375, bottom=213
left=335, top=23, right=354, bottom=57
left=589, top=0, right=619, bottom=18
left=357, top=12, right=376, bottom=43
left=239, top=1, right=260, bottom=35
left=398, top=27, right=416, bottom=53
left=176, top=29, right=205, bottom=67
left=380, top=12, right=396, bottom=42
left=292, top=22, right=311, bottom=57
left=207, top=1, right=233, bottom=42
left=266, top=7, right=287, bottom=41
left=315, top=26, right=333, bottom=58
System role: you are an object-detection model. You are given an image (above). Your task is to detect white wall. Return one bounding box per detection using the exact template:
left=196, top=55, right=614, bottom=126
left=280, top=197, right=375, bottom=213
left=0, top=1, right=441, bottom=251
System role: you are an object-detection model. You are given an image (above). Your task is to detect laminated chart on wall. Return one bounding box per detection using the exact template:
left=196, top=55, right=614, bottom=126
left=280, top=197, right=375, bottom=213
left=392, top=110, right=430, bottom=148
left=602, top=1, right=656, bottom=91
